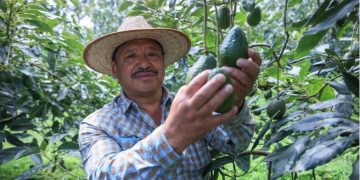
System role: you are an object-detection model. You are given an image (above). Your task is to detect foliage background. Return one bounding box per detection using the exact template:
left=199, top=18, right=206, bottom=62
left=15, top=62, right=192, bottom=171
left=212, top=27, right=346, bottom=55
left=0, top=0, right=358, bottom=179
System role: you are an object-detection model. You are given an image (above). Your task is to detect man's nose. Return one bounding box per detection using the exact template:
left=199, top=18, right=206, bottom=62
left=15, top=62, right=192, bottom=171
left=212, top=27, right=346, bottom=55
left=138, top=54, right=151, bottom=67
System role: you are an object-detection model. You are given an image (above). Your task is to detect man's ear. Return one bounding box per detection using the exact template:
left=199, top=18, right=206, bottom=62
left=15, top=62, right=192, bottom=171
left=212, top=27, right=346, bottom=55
left=111, top=61, right=118, bottom=79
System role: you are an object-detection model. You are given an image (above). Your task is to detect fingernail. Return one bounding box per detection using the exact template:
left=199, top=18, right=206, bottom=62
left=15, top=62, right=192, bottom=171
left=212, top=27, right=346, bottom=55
left=216, top=74, right=225, bottom=81
left=224, top=84, right=233, bottom=93
left=237, top=59, right=245, bottom=66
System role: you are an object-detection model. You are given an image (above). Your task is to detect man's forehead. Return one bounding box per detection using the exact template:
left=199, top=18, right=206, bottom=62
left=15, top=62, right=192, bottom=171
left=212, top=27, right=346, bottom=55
left=119, top=39, right=162, bottom=51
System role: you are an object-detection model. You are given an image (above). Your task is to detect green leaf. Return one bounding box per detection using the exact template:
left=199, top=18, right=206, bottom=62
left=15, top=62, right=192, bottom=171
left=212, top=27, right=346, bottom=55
left=264, top=136, right=311, bottom=179
left=205, top=156, right=234, bottom=173
left=306, top=0, right=332, bottom=25
left=319, top=85, right=335, bottom=101
left=169, top=0, right=177, bottom=8
left=56, top=87, right=69, bottom=101
left=289, top=18, right=308, bottom=30
left=251, top=119, right=271, bottom=151
left=309, top=99, right=350, bottom=110
left=29, top=153, right=43, bottom=165
left=58, top=141, right=79, bottom=151
left=342, top=71, right=359, bottom=97
left=0, top=0, right=7, bottom=12
left=294, top=30, right=327, bottom=59
left=126, top=10, right=144, bottom=16
left=40, top=139, right=48, bottom=151
left=24, top=19, right=54, bottom=34
left=288, top=0, right=302, bottom=7
left=6, top=134, right=24, bottom=146
left=350, top=158, right=359, bottom=180
left=235, top=155, right=250, bottom=172
left=280, top=112, right=348, bottom=132
left=304, top=78, right=325, bottom=96
left=265, top=37, right=281, bottom=59
left=305, top=0, right=359, bottom=35
left=292, top=138, right=354, bottom=172
left=0, top=146, right=40, bottom=164
left=46, top=52, right=56, bottom=70
left=64, top=38, right=83, bottom=52
left=325, top=48, right=338, bottom=57
left=52, top=120, right=59, bottom=133
left=70, top=0, right=80, bottom=9
left=119, top=1, right=134, bottom=11
left=50, top=133, right=66, bottom=144
left=15, top=163, right=51, bottom=180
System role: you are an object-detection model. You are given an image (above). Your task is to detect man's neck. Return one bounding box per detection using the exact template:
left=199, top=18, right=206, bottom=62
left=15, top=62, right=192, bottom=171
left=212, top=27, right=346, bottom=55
left=123, top=88, right=164, bottom=125
left=123, top=88, right=163, bottom=106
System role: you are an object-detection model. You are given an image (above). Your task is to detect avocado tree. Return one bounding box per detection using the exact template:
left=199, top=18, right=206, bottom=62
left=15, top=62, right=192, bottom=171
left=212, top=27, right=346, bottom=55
left=0, top=0, right=358, bottom=179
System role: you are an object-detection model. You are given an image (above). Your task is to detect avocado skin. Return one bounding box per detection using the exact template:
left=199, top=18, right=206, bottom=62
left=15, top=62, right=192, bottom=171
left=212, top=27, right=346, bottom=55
left=247, top=7, right=262, bottom=27
left=218, top=5, right=231, bottom=29
left=208, top=68, right=235, bottom=113
left=219, top=26, right=249, bottom=67
left=186, top=55, right=217, bottom=82
left=266, top=99, right=286, bottom=120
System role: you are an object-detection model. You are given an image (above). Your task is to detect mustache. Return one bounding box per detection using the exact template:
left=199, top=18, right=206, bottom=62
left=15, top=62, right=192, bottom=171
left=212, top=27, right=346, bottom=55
left=131, top=67, right=159, bottom=77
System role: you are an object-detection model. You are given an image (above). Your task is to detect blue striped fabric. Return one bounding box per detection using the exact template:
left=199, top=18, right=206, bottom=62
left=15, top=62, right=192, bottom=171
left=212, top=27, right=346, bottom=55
left=79, top=88, right=256, bottom=179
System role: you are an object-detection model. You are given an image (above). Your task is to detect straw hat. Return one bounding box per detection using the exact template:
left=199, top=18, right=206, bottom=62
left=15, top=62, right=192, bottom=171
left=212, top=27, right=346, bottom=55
left=83, top=16, right=191, bottom=75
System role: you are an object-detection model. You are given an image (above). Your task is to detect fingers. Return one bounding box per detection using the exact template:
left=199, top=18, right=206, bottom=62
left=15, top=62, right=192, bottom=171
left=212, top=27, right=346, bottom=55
left=248, top=48, right=262, bottom=66
left=189, top=73, right=228, bottom=109
left=185, top=70, right=210, bottom=96
left=210, top=106, right=238, bottom=126
left=236, top=60, right=260, bottom=81
left=197, top=84, right=234, bottom=114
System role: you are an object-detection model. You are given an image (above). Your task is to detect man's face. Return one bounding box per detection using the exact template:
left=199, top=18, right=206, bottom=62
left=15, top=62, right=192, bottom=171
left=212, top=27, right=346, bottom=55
left=111, top=39, right=165, bottom=96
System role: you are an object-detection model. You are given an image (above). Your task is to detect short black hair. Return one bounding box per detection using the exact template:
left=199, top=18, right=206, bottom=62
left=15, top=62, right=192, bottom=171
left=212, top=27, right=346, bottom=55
left=111, top=39, right=164, bottom=62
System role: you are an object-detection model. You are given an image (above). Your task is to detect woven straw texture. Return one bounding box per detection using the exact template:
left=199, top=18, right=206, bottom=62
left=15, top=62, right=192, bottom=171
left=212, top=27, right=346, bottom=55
left=83, top=16, right=191, bottom=75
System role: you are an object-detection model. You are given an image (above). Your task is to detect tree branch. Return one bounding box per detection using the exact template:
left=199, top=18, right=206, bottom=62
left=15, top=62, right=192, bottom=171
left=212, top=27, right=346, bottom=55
left=0, top=112, right=26, bottom=123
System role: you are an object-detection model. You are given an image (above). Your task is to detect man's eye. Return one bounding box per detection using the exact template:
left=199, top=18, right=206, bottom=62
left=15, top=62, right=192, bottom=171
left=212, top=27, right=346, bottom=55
left=148, top=52, right=159, bottom=57
left=126, top=54, right=136, bottom=59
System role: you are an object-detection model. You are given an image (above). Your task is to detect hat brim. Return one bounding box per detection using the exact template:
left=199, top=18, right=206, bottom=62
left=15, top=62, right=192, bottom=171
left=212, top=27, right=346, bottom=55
left=83, top=28, right=191, bottom=75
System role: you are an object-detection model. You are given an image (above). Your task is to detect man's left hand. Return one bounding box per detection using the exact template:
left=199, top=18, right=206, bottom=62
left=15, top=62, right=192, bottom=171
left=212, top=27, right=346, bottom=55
left=223, top=48, right=262, bottom=108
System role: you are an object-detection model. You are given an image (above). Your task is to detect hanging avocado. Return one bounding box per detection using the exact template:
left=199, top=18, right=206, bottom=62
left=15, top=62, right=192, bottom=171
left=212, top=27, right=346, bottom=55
left=217, top=5, right=231, bottom=29
left=247, top=6, right=262, bottom=27
left=186, top=54, right=217, bottom=83
left=219, top=26, right=249, bottom=67
left=266, top=99, right=286, bottom=120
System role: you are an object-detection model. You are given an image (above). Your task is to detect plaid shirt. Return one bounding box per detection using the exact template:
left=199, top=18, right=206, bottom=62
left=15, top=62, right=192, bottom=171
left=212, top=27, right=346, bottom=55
left=79, top=88, right=256, bottom=179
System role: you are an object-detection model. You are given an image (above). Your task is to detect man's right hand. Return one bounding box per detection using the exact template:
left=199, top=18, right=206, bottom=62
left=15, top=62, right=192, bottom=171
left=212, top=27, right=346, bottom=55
left=163, top=70, right=238, bottom=153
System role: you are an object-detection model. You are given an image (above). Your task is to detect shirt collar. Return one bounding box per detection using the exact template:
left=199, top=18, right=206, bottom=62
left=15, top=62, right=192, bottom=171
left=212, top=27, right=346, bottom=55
left=115, top=87, right=174, bottom=114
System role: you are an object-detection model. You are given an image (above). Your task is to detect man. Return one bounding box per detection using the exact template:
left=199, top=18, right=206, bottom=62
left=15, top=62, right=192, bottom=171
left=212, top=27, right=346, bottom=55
left=79, top=16, right=261, bottom=179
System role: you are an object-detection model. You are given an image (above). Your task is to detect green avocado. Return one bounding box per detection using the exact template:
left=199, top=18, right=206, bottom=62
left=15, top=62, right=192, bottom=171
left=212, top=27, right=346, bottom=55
left=219, top=26, right=249, bottom=67
left=186, top=54, right=217, bottom=83
left=217, top=5, right=231, bottom=29
left=264, top=89, right=272, bottom=99
left=241, top=0, right=255, bottom=12
left=247, top=7, right=262, bottom=27
left=208, top=68, right=235, bottom=113
left=266, top=99, right=286, bottom=120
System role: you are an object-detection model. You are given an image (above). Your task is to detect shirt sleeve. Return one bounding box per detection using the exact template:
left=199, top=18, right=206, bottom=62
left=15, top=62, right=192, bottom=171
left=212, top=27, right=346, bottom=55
left=79, top=123, right=182, bottom=179
left=204, top=101, right=256, bottom=155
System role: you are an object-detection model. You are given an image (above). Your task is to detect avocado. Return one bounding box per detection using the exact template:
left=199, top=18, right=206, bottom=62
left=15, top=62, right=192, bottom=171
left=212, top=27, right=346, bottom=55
left=186, top=54, right=217, bottom=82
left=241, top=0, right=255, bottom=12
left=264, top=89, right=272, bottom=99
left=217, top=5, right=231, bottom=29
left=219, top=26, right=249, bottom=67
left=266, top=99, right=286, bottom=119
left=247, top=6, right=262, bottom=27
left=208, top=68, right=235, bottom=113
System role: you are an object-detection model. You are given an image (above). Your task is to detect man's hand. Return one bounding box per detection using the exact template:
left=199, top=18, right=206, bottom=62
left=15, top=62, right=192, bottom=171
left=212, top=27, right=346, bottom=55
left=163, top=70, right=238, bottom=153
left=223, top=48, right=262, bottom=107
